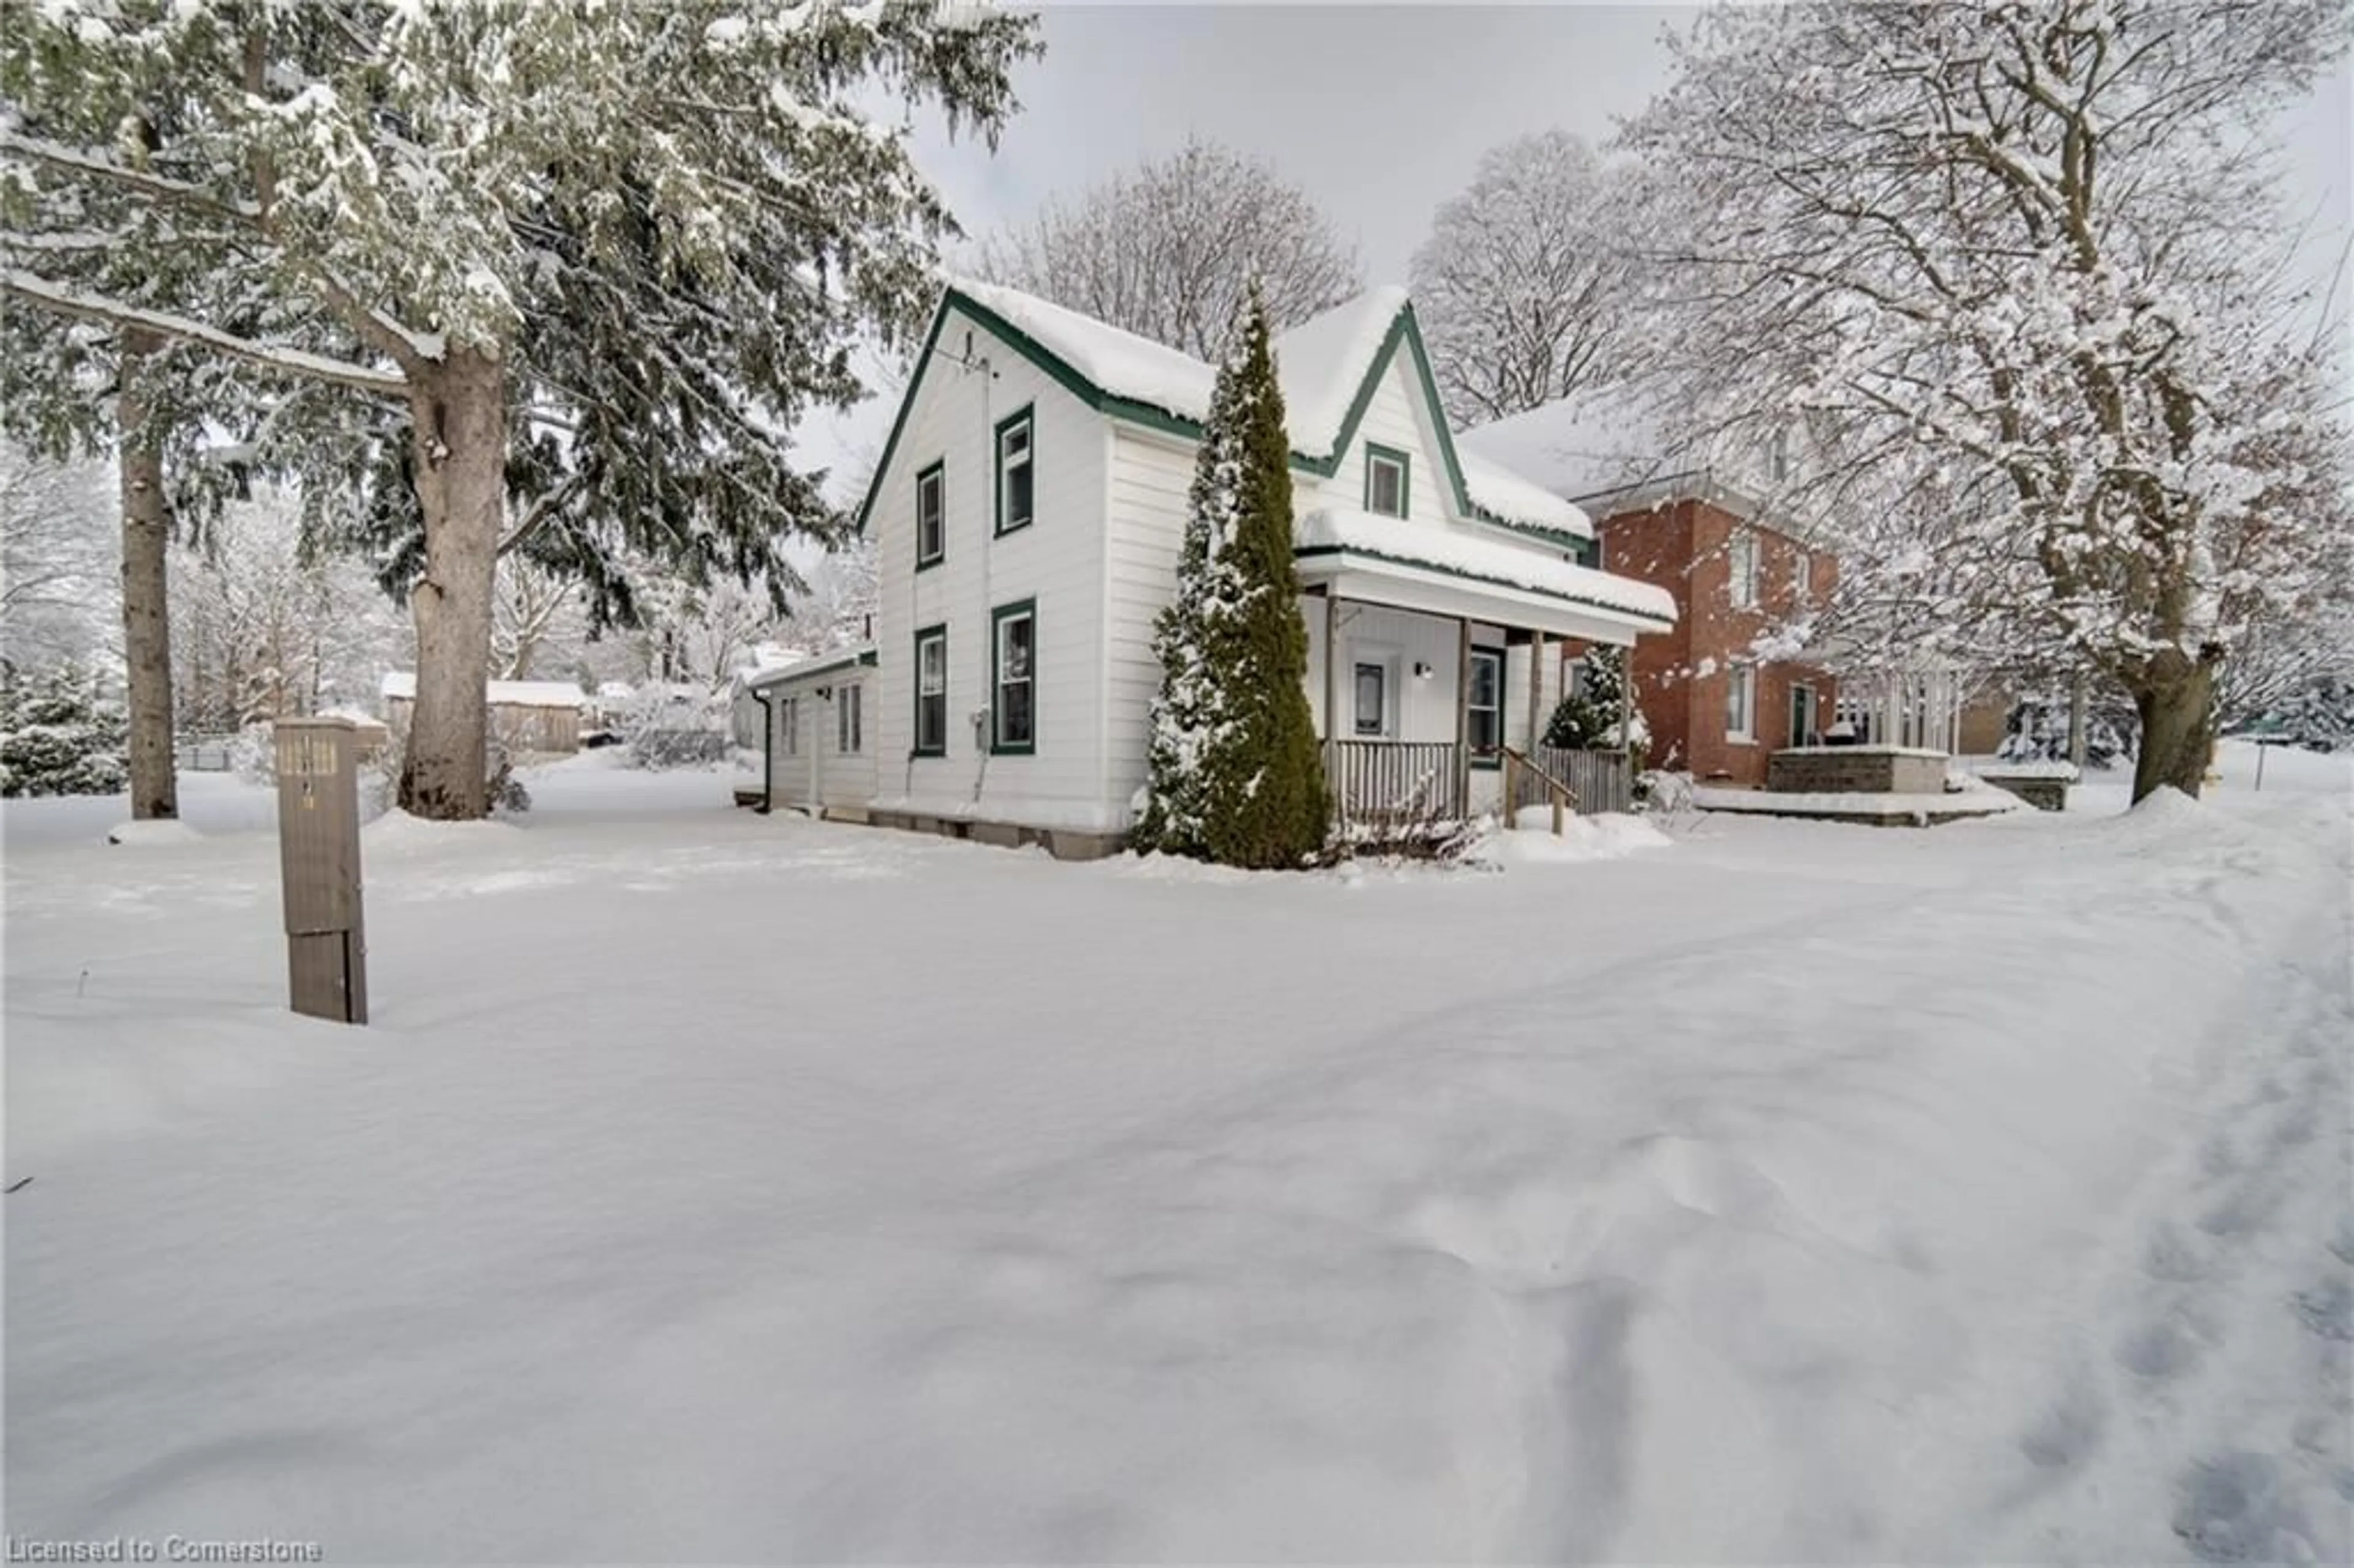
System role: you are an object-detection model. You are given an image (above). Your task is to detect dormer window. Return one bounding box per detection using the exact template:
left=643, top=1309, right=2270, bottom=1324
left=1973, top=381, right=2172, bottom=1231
left=1767, top=427, right=1791, bottom=485
left=1365, top=444, right=1409, bottom=519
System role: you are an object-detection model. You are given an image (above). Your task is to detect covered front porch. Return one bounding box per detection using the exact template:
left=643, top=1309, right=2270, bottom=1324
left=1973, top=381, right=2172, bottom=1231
left=1293, top=522, right=1675, bottom=845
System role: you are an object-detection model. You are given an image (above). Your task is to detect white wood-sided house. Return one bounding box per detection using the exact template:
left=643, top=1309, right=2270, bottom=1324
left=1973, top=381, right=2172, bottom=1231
left=753, top=278, right=1678, bottom=857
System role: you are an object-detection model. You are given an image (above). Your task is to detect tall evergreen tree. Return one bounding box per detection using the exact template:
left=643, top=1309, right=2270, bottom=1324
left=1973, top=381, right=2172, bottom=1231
left=1135, top=289, right=1326, bottom=867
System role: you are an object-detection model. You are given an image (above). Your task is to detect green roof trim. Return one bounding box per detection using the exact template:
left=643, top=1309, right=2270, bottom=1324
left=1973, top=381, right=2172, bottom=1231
left=854, top=287, right=1575, bottom=547
left=1293, top=543, right=1675, bottom=631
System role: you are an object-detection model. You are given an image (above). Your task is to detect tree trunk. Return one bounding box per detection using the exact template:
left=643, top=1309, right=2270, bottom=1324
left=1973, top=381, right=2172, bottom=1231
left=2131, top=660, right=2218, bottom=803
left=117, top=327, right=178, bottom=820
left=398, top=348, right=505, bottom=820
left=2067, top=669, right=2089, bottom=768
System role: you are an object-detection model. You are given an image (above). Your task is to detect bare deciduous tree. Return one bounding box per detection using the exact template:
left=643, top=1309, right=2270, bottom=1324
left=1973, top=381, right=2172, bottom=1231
left=1615, top=0, right=2354, bottom=801
left=1, top=442, right=117, bottom=671
left=1411, top=130, right=1640, bottom=427
left=978, top=137, right=1362, bottom=358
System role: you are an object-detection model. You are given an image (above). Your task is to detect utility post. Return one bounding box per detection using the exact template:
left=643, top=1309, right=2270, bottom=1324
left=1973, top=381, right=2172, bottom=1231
left=273, top=715, right=368, bottom=1025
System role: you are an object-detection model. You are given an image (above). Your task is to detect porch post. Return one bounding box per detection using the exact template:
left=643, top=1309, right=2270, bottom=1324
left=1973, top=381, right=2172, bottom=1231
left=1618, top=641, right=1635, bottom=751
left=1322, top=589, right=1340, bottom=777
left=1456, top=617, right=1472, bottom=820
left=1527, top=630, right=1546, bottom=753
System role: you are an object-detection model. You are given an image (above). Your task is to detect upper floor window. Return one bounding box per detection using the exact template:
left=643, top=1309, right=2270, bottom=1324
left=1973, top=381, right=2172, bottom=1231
left=996, top=408, right=1034, bottom=535
left=915, top=462, right=945, bottom=569
left=1365, top=444, right=1409, bottom=519
left=1767, top=427, right=1791, bottom=484
left=1729, top=529, right=1761, bottom=610
left=1795, top=549, right=1814, bottom=603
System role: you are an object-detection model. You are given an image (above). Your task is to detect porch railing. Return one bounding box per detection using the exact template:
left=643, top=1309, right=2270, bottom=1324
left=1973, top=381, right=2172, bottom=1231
left=1514, top=747, right=1633, bottom=817
left=1328, top=740, right=1465, bottom=845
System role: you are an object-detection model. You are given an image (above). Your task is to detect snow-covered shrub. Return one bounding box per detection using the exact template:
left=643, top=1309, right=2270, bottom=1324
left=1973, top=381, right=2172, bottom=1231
left=2256, top=675, right=2354, bottom=753
left=1996, top=693, right=2136, bottom=768
left=1544, top=646, right=1646, bottom=755
left=620, top=684, right=733, bottom=770
left=0, top=662, right=128, bottom=797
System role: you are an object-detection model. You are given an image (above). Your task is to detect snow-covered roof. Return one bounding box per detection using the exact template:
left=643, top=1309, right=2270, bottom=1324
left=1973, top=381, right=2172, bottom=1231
left=1458, top=452, right=1593, bottom=541
left=915, top=278, right=1590, bottom=541
left=742, top=644, right=878, bottom=690
left=1457, top=393, right=1678, bottom=503
left=1295, top=509, right=1677, bottom=628
left=1268, top=286, right=1410, bottom=459
left=380, top=672, right=586, bottom=710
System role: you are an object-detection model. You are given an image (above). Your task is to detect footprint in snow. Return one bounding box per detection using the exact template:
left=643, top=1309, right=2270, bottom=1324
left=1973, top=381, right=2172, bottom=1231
left=2292, top=1276, right=2353, bottom=1342
left=2172, top=1453, right=2314, bottom=1565
left=2144, top=1221, right=2211, bottom=1284
left=2118, top=1315, right=2203, bottom=1382
left=2017, top=1374, right=2106, bottom=1470
left=2328, top=1217, right=2354, bottom=1268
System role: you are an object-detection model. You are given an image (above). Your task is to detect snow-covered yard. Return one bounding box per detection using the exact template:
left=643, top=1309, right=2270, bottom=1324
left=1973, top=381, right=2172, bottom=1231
left=6, top=745, right=2349, bottom=1563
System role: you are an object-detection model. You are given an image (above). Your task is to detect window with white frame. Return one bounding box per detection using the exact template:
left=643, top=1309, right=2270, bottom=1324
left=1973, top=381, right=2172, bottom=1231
left=1468, top=647, right=1504, bottom=760
left=1796, top=549, right=1814, bottom=603
left=1729, top=529, right=1761, bottom=609
left=996, top=409, right=1034, bottom=535
left=1727, top=661, right=1756, bottom=742
left=1352, top=660, right=1388, bottom=736
left=1365, top=445, right=1409, bottom=519
left=991, top=602, right=1034, bottom=753
left=778, top=696, right=799, bottom=756
left=836, top=682, right=863, bottom=753
left=915, top=462, right=945, bottom=568
left=914, top=626, right=947, bottom=756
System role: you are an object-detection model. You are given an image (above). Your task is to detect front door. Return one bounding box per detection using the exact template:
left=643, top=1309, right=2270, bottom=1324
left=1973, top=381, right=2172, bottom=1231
left=1789, top=683, right=1817, bottom=748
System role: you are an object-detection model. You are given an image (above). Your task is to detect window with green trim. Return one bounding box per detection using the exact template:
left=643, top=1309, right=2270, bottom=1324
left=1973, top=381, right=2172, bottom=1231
left=1365, top=444, right=1410, bottom=518
left=991, top=601, right=1035, bottom=753
left=915, top=462, right=945, bottom=569
left=913, top=626, right=948, bottom=756
left=996, top=408, right=1034, bottom=535
left=1468, top=646, right=1504, bottom=764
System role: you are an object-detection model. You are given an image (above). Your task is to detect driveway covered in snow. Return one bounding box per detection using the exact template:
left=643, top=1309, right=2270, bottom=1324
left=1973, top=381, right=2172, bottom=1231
left=6, top=748, right=2350, bottom=1563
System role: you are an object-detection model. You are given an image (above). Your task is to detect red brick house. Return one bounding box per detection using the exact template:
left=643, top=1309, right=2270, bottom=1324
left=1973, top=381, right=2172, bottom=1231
left=1590, top=493, right=1839, bottom=788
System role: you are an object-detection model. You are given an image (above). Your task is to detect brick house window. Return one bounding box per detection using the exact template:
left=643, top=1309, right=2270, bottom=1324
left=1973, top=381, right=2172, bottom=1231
left=1729, top=530, right=1761, bottom=609
left=1727, top=661, right=1756, bottom=742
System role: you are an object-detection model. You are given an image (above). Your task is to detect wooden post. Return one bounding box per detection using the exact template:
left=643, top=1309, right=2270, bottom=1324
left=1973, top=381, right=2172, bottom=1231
left=1322, top=590, right=1341, bottom=818
left=1456, top=618, right=1472, bottom=821
left=1527, top=630, right=1547, bottom=753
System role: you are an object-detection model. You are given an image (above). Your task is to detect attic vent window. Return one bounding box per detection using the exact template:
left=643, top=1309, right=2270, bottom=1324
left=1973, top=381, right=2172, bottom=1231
left=1365, top=445, right=1409, bottom=519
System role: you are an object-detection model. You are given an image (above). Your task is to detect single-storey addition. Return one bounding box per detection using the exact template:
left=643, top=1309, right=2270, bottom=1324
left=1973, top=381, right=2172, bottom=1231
left=756, top=278, right=1678, bottom=856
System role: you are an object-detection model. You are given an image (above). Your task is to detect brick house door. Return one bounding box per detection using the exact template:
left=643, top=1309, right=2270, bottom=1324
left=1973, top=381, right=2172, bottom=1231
left=1789, top=683, right=1818, bottom=748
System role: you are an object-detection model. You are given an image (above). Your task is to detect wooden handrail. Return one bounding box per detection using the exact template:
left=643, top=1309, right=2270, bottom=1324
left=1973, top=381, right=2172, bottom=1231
left=1501, top=745, right=1577, bottom=835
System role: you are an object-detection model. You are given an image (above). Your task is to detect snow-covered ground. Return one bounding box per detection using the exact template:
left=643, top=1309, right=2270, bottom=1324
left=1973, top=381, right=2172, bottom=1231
left=6, top=744, right=2349, bottom=1563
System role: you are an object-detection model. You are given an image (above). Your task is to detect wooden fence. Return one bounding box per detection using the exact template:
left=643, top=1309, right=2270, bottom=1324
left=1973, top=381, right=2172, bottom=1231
left=1511, top=747, right=1632, bottom=817
left=1328, top=740, right=1466, bottom=846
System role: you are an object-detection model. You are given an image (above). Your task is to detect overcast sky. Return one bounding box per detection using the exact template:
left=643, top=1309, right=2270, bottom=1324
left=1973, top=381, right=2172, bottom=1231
left=799, top=3, right=2354, bottom=500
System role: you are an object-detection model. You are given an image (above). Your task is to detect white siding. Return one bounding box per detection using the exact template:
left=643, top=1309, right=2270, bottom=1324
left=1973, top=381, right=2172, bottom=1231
left=868, top=308, right=1114, bottom=832
left=1298, top=349, right=1452, bottom=528
left=762, top=671, right=877, bottom=813
left=1100, top=428, right=1195, bottom=824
